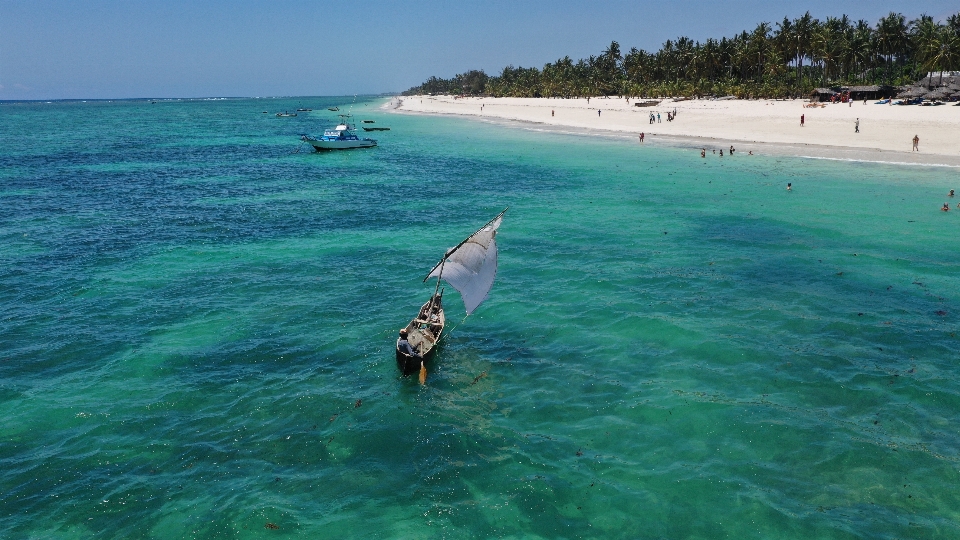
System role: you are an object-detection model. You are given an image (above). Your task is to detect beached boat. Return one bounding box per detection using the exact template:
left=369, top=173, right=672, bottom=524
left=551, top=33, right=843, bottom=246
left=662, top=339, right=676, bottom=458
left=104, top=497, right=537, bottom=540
left=362, top=126, right=391, bottom=131
left=396, top=209, right=507, bottom=378
left=300, top=121, right=377, bottom=151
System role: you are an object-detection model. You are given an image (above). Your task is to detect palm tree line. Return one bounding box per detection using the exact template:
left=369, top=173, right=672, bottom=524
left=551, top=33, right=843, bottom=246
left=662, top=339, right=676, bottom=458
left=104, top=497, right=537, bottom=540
left=403, top=11, right=960, bottom=99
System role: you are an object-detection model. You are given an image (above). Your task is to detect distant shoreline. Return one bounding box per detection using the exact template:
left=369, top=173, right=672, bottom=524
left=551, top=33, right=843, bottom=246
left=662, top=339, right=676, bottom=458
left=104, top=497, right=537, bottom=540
left=389, top=95, right=960, bottom=168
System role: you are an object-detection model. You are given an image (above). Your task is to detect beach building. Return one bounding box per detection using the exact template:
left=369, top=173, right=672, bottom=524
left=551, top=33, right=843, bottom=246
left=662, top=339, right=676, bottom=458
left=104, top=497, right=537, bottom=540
left=842, top=86, right=891, bottom=101
left=810, top=88, right=838, bottom=102
left=898, top=73, right=960, bottom=102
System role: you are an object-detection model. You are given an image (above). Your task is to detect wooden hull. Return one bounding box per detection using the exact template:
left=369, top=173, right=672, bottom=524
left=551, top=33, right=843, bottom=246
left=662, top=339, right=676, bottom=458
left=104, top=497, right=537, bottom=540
left=396, top=294, right=445, bottom=375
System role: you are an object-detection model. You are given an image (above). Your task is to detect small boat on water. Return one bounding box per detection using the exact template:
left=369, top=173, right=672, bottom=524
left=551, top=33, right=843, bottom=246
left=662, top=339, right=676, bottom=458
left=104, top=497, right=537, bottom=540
left=300, top=119, right=377, bottom=150
left=362, top=120, right=375, bottom=123
left=327, top=107, right=339, bottom=111
left=396, top=209, right=507, bottom=378
left=276, top=112, right=297, bottom=117
left=296, top=108, right=312, bottom=112
left=362, top=126, right=390, bottom=131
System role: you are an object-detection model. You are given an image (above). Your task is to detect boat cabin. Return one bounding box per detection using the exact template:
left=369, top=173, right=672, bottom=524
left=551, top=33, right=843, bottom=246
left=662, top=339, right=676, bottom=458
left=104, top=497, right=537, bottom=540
left=322, top=125, right=360, bottom=140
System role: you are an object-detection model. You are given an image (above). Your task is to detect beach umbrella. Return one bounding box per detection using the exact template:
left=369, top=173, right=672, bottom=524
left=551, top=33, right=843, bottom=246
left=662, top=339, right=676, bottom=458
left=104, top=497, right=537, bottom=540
left=923, top=88, right=951, bottom=100
left=898, top=87, right=925, bottom=98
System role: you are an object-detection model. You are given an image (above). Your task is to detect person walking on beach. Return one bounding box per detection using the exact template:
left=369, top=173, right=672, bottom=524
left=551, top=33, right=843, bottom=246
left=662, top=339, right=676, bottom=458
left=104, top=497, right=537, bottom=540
left=800, top=114, right=805, bottom=127
left=913, top=135, right=919, bottom=151
left=551, top=110, right=554, bottom=117
left=598, top=109, right=601, bottom=117
left=657, top=112, right=661, bottom=123
left=855, top=118, right=859, bottom=133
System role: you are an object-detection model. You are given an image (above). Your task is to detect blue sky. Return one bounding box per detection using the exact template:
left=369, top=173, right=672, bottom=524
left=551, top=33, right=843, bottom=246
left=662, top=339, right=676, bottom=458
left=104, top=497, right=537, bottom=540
left=1, top=0, right=957, bottom=100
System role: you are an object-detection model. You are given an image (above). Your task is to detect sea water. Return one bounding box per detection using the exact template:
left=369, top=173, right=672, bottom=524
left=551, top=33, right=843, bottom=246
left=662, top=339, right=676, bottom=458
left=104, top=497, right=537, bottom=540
left=1, top=96, right=958, bottom=539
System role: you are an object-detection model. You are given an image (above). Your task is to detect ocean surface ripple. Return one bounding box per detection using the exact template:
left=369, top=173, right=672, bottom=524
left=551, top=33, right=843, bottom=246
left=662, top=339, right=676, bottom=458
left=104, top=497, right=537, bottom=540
left=1, top=97, right=958, bottom=539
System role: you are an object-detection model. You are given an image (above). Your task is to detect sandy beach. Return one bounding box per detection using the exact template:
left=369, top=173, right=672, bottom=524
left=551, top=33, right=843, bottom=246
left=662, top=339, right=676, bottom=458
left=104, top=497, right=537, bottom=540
left=392, top=95, right=960, bottom=166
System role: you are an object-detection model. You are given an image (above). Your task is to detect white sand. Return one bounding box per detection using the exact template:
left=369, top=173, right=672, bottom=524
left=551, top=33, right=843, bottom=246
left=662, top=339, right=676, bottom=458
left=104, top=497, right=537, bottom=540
left=391, top=95, right=960, bottom=166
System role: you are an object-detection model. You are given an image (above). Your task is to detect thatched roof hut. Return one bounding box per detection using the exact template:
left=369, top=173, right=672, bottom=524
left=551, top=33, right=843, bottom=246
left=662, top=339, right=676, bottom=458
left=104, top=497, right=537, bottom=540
left=810, top=88, right=837, bottom=102
left=843, top=85, right=890, bottom=100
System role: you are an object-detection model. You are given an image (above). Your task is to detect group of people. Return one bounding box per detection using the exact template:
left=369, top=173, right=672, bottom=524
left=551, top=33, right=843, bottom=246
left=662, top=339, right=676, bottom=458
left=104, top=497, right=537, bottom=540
left=647, top=108, right=679, bottom=124
left=943, top=189, right=958, bottom=212
left=701, top=145, right=751, bottom=158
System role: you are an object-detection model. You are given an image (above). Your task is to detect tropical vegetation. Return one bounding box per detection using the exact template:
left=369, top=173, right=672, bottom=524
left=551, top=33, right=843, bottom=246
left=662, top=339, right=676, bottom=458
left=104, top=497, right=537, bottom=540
left=403, top=11, right=960, bottom=98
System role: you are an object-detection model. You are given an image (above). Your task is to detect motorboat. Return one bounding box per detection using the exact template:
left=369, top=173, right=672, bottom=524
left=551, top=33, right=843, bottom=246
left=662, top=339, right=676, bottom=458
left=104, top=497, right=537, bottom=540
left=300, top=123, right=377, bottom=150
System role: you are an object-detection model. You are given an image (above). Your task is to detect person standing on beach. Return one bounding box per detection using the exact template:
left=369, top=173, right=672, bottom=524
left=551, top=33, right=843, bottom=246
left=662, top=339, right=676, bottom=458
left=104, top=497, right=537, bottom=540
left=598, top=109, right=601, bottom=117
left=913, top=135, right=919, bottom=151
left=657, top=113, right=661, bottom=123
left=801, top=114, right=805, bottom=127
left=855, top=118, right=859, bottom=133
left=551, top=110, right=554, bottom=117
left=640, top=132, right=645, bottom=142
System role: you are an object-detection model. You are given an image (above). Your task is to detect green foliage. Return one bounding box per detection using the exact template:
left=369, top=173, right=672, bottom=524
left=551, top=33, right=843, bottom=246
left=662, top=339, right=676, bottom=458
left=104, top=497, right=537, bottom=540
left=403, top=11, right=960, bottom=99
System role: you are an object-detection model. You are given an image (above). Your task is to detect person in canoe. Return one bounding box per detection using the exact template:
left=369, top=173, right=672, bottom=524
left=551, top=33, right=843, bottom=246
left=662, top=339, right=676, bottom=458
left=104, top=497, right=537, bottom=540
left=397, top=328, right=422, bottom=358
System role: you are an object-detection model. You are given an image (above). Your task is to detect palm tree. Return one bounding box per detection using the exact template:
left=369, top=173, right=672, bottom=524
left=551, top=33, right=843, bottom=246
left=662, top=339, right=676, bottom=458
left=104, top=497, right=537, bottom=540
left=912, top=16, right=960, bottom=87
left=749, top=22, right=772, bottom=84
left=876, top=12, right=909, bottom=83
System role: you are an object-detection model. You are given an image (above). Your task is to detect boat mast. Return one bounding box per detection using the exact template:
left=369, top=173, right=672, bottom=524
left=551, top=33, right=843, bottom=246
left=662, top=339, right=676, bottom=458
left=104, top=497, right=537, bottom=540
left=427, top=257, right=445, bottom=314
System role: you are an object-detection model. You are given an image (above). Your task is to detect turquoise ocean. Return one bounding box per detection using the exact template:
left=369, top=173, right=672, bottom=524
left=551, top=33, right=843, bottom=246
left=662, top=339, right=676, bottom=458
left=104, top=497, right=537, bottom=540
left=2, top=96, right=959, bottom=539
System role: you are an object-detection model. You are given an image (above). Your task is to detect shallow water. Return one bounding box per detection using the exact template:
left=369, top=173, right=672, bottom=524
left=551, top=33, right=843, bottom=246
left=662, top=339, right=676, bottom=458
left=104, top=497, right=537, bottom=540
left=2, top=96, right=959, bottom=539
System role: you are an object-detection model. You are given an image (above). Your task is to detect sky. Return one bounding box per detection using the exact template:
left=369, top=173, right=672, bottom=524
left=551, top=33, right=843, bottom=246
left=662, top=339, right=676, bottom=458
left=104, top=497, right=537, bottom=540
left=1, top=0, right=958, bottom=100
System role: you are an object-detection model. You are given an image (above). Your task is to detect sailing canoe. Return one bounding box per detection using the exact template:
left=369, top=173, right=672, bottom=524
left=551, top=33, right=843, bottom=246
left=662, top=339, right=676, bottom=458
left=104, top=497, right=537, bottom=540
left=395, top=209, right=506, bottom=375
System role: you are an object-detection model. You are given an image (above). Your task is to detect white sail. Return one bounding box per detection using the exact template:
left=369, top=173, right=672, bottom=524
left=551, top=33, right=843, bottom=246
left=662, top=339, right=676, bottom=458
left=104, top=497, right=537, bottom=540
left=427, top=212, right=504, bottom=315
